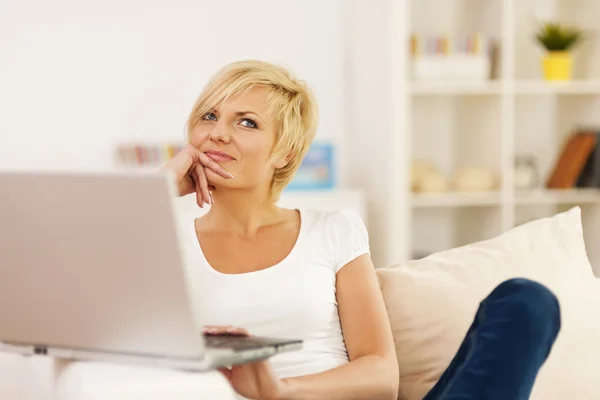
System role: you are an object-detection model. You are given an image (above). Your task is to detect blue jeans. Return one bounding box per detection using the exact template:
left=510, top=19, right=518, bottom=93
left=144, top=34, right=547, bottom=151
left=423, top=278, right=561, bottom=400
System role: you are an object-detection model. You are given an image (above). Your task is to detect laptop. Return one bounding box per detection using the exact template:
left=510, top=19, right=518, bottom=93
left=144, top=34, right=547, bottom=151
left=0, top=169, right=302, bottom=371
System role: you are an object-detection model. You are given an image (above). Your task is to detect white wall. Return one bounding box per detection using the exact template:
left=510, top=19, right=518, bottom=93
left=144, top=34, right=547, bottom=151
left=343, top=0, right=391, bottom=268
left=344, top=0, right=410, bottom=267
left=0, top=0, right=405, bottom=267
left=0, top=0, right=345, bottom=174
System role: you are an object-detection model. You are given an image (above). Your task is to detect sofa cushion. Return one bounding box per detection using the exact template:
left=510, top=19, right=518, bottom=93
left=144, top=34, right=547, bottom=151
left=377, top=207, right=600, bottom=400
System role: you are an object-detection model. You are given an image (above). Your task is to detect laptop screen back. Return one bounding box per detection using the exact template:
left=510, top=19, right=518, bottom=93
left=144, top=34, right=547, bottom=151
left=0, top=170, right=205, bottom=359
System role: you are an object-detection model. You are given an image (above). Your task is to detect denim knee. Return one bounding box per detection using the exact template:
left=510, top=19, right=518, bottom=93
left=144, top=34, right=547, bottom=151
left=485, top=278, right=561, bottom=340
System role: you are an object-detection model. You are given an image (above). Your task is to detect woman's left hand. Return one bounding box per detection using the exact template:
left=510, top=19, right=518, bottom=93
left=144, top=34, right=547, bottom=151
left=203, top=326, right=292, bottom=400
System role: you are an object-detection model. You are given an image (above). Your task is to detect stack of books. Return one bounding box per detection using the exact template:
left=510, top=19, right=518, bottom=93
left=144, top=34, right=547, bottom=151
left=547, top=129, right=600, bottom=190
left=116, top=142, right=185, bottom=167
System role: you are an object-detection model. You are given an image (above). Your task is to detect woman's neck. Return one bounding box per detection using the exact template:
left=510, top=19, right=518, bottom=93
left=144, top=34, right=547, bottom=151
left=203, top=187, right=283, bottom=236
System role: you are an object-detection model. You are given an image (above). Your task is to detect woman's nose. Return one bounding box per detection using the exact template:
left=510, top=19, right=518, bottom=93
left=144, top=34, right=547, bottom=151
left=208, top=122, right=231, bottom=144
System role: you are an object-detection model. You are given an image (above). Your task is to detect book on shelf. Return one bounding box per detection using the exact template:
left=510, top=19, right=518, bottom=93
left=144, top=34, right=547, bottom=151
left=576, top=131, right=600, bottom=189
left=410, top=33, right=493, bottom=57
left=116, top=142, right=184, bottom=167
left=546, top=129, right=600, bottom=189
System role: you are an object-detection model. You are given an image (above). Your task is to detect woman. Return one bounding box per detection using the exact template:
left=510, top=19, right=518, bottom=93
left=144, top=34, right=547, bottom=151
left=162, top=60, right=561, bottom=400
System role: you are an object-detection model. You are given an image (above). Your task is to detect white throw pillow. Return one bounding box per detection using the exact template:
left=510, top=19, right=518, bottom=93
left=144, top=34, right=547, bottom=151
left=377, top=207, right=600, bottom=400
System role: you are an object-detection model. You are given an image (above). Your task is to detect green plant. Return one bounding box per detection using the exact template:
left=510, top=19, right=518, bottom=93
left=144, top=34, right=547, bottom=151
left=535, top=22, right=584, bottom=52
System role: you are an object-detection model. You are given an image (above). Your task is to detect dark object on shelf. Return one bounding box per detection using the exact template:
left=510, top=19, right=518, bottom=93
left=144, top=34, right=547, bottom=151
left=546, top=130, right=598, bottom=189
left=576, top=132, right=600, bottom=189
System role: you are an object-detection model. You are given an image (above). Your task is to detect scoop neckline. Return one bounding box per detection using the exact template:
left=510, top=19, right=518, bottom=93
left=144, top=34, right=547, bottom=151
left=191, top=208, right=305, bottom=277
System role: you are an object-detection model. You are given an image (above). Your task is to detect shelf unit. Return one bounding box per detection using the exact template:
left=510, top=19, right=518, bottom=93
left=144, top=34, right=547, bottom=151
left=410, top=81, right=503, bottom=95
left=514, top=80, right=600, bottom=95
left=393, top=0, right=600, bottom=272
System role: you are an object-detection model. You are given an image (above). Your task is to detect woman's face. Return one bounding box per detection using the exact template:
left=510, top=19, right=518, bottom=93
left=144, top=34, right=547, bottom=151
left=189, top=87, right=285, bottom=192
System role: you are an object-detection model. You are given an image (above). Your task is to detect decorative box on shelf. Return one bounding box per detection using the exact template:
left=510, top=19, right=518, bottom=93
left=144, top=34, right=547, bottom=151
left=410, top=33, right=496, bottom=81
left=286, top=141, right=336, bottom=191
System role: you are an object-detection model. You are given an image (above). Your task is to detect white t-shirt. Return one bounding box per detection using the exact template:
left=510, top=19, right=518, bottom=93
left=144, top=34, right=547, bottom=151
left=180, top=208, right=370, bottom=379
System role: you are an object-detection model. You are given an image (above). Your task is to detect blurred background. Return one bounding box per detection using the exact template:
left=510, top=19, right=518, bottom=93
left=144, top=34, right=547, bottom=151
left=2, top=0, right=600, bottom=274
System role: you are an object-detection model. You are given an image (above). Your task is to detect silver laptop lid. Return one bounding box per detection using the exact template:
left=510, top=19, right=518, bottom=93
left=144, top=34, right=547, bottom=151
left=0, top=170, right=206, bottom=359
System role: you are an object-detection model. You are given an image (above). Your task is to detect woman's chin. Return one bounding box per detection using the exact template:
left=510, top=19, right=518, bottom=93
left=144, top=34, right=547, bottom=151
left=205, top=174, right=232, bottom=191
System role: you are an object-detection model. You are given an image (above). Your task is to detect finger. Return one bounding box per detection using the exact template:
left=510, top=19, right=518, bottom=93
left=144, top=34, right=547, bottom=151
left=218, top=367, right=232, bottom=381
left=188, top=170, right=203, bottom=208
left=194, top=164, right=211, bottom=205
left=198, top=151, right=234, bottom=179
left=203, top=326, right=249, bottom=336
left=179, top=173, right=196, bottom=197
left=162, top=146, right=194, bottom=179
left=203, top=325, right=233, bottom=334
left=203, top=325, right=235, bottom=335
left=160, top=147, right=196, bottom=196
left=226, top=327, right=249, bottom=336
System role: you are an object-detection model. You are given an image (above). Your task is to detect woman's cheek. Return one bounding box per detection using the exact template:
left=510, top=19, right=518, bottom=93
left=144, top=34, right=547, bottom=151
left=189, top=131, right=209, bottom=147
left=243, top=135, right=274, bottom=161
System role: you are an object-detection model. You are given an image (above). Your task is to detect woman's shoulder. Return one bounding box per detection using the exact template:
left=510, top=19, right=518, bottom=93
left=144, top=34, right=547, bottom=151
left=300, top=208, right=370, bottom=273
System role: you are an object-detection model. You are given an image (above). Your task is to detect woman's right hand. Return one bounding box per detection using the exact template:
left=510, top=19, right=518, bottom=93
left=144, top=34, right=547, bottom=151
left=160, top=145, right=233, bottom=207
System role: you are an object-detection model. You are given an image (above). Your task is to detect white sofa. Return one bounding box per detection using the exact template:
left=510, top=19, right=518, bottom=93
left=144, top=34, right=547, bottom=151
left=377, top=207, right=600, bottom=400
left=2, top=207, right=599, bottom=399
left=0, top=354, right=63, bottom=400
left=0, top=354, right=237, bottom=400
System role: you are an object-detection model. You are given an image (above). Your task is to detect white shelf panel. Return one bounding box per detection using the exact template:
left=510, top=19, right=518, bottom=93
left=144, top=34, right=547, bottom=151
left=409, top=81, right=600, bottom=96
left=412, top=191, right=503, bottom=208
left=515, top=189, right=600, bottom=206
left=412, top=189, right=600, bottom=208
left=410, top=81, right=502, bottom=95
left=514, top=81, right=600, bottom=95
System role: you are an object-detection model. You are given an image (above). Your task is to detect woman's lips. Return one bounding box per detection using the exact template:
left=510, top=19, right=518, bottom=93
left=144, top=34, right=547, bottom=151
left=204, top=150, right=235, bottom=162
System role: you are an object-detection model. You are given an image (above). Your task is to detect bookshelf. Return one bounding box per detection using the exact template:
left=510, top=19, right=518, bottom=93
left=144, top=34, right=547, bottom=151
left=392, top=0, right=600, bottom=272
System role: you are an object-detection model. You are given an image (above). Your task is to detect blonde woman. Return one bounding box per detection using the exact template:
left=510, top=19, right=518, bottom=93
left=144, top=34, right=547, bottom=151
left=163, top=60, right=560, bottom=400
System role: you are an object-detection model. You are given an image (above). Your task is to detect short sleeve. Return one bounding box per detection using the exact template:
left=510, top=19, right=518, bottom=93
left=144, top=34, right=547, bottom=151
left=330, top=209, right=370, bottom=273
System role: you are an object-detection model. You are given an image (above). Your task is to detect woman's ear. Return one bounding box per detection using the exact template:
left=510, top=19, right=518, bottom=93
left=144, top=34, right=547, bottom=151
left=273, top=154, right=292, bottom=169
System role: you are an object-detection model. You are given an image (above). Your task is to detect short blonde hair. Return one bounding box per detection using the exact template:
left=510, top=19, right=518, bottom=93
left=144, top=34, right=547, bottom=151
left=186, top=60, right=319, bottom=201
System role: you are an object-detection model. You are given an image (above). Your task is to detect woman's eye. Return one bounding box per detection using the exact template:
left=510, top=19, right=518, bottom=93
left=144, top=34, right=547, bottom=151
left=203, top=112, right=217, bottom=121
left=239, top=118, right=258, bottom=129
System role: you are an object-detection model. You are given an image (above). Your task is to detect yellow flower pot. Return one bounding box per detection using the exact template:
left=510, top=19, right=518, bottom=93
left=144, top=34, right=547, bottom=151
left=542, top=51, right=573, bottom=81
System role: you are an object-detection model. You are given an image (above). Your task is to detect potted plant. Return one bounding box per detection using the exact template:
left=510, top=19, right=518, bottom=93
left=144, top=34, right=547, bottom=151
left=535, top=22, right=584, bottom=81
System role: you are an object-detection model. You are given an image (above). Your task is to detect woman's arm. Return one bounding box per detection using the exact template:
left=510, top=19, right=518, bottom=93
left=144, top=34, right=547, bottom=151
left=280, top=254, right=399, bottom=400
